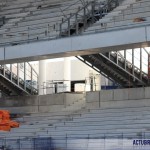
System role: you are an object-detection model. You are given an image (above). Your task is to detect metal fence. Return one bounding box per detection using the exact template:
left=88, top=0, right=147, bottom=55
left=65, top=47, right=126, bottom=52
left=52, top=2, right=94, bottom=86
left=0, top=133, right=150, bottom=150
left=0, top=137, right=52, bottom=150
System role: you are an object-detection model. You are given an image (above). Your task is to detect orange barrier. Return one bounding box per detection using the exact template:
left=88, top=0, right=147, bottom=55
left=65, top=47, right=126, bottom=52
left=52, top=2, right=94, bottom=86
left=0, top=110, right=19, bottom=131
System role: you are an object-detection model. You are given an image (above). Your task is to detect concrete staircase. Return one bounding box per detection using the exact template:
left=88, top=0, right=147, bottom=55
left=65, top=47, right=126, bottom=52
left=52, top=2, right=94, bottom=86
left=0, top=63, right=38, bottom=96
left=77, top=50, right=148, bottom=87
left=0, top=87, right=150, bottom=149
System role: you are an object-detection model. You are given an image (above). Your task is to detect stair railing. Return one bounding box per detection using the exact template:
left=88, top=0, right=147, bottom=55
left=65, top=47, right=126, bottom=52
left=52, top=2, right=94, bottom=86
left=59, top=0, right=119, bottom=36
left=114, top=50, right=148, bottom=78
left=0, top=62, right=38, bottom=95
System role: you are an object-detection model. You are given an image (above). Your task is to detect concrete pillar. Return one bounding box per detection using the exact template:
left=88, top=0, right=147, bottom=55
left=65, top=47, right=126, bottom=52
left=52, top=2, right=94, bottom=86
left=39, top=60, right=46, bottom=95
left=95, top=74, right=101, bottom=91
left=64, top=57, right=71, bottom=92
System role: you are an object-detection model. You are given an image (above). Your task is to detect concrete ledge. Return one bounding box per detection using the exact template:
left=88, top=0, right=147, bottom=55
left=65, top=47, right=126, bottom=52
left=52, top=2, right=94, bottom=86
left=86, top=92, right=100, bottom=102
left=0, top=93, right=84, bottom=113
left=0, top=106, right=39, bottom=113
left=0, top=95, right=38, bottom=107
left=100, top=90, right=113, bottom=101
left=86, top=102, right=100, bottom=109
left=101, top=98, right=150, bottom=108
left=145, top=87, right=150, bottom=99
left=113, top=88, right=129, bottom=100
left=64, top=93, right=83, bottom=106
left=128, top=87, right=145, bottom=100
left=39, top=94, right=65, bottom=105
left=85, top=87, right=150, bottom=109
left=39, top=105, right=64, bottom=113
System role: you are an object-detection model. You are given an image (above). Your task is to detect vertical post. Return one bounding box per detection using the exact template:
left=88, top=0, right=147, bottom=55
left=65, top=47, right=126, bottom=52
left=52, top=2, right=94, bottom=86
left=83, top=7, right=87, bottom=29
left=39, top=60, right=46, bottom=95
left=47, top=24, right=49, bottom=37
left=107, top=0, right=111, bottom=12
left=75, top=14, right=78, bottom=35
left=91, top=1, right=95, bottom=24
left=2, top=16, right=5, bottom=25
left=124, top=50, right=126, bottom=70
left=66, top=134, right=68, bottom=150
left=28, top=27, right=29, bottom=42
left=31, top=67, right=33, bottom=94
left=148, top=53, right=150, bottom=83
left=87, top=134, right=89, bottom=150
left=3, top=64, right=5, bottom=77
left=4, top=137, right=6, bottom=149
left=24, top=62, right=26, bottom=90
left=49, top=137, right=52, bottom=150
left=64, top=58, right=71, bottom=92
left=116, top=51, right=118, bottom=65
left=116, top=0, right=119, bottom=7
left=60, top=24, right=62, bottom=36
left=10, top=64, right=12, bottom=81
left=99, top=8, right=103, bottom=19
left=19, top=137, right=21, bottom=150
left=140, top=48, right=142, bottom=80
left=68, top=19, right=70, bottom=36
left=132, top=49, right=134, bottom=76
left=17, top=63, right=19, bottom=85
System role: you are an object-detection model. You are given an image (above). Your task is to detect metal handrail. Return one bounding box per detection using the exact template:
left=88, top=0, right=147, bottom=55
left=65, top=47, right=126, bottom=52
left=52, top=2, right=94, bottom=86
left=0, top=62, right=38, bottom=95
left=100, top=53, right=147, bottom=84
left=114, top=51, right=148, bottom=76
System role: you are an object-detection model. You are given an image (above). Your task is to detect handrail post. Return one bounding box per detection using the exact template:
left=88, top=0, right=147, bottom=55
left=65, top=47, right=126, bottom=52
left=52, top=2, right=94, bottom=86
left=83, top=7, right=87, bottom=29
left=68, top=18, right=70, bottom=36
left=60, top=23, right=62, bottom=36
left=10, top=64, right=12, bottom=81
left=24, top=62, right=26, bottom=90
left=17, top=63, right=19, bottom=86
left=31, top=67, right=33, bottom=94
left=75, top=13, right=78, bottom=35
left=91, top=1, right=95, bottom=24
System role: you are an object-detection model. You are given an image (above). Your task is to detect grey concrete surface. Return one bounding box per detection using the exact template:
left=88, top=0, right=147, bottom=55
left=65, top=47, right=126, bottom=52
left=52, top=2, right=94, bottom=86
left=86, top=102, right=100, bottom=109
left=0, top=93, right=84, bottom=113
left=64, top=93, right=84, bottom=106
left=39, top=94, right=65, bottom=106
left=86, top=92, right=100, bottom=102
left=144, top=87, right=150, bottom=99
left=100, top=90, right=113, bottom=101
left=128, top=87, right=145, bottom=100
left=113, top=88, right=129, bottom=100
left=86, top=87, right=150, bottom=109
left=101, top=98, right=150, bottom=108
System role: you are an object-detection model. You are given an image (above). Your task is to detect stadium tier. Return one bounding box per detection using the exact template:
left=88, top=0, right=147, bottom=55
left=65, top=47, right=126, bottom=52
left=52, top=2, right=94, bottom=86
left=0, top=0, right=148, bottom=46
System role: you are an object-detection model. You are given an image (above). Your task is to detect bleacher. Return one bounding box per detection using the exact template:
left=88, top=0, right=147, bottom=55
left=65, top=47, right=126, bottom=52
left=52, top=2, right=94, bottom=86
left=0, top=87, right=150, bottom=149
left=0, top=0, right=150, bottom=149
left=0, top=0, right=148, bottom=46
left=83, top=0, right=149, bottom=34
left=0, top=0, right=103, bottom=46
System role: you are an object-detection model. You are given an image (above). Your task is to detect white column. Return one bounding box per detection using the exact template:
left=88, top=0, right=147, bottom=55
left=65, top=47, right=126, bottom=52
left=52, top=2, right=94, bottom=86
left=64, top=57, right=71, bottom=92
left=95, top=74, right=101, bottom=91
left=39, top=60, right=46, bottom=95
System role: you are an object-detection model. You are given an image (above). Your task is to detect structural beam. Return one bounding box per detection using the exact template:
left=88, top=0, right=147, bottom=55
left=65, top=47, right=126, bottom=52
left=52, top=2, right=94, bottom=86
left=0, top=25, right=150, bottom=64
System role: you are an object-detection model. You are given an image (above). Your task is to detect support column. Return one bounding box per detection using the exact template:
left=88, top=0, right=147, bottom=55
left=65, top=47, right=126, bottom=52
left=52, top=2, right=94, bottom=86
left=39, top=60, right=46, bottom=95
left=95, top=74, right=101, bottom=91
left=64, top=57, right=71, bottom=92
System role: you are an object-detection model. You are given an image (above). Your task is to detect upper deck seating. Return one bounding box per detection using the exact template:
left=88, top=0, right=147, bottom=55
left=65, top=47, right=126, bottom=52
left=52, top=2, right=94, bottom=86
left=83, top=0, right=150, bottom=34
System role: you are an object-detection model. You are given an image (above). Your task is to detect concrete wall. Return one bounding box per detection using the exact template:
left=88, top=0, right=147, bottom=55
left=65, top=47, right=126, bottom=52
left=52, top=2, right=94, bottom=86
left=86, top=87, right=150, bottom=109
left=0, top=93, right=83, bottom=114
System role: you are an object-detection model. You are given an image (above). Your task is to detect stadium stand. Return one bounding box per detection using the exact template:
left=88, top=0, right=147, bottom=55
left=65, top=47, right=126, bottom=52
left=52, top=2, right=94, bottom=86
left=0, top=87, right=150, bottom=149
left=0, top=0, right=148, bottom=46
left=0, top=0, right=136, bottom=45
left=0, top=0, right=150, bottom=149
left=83, top=0, right=149, bottom=34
